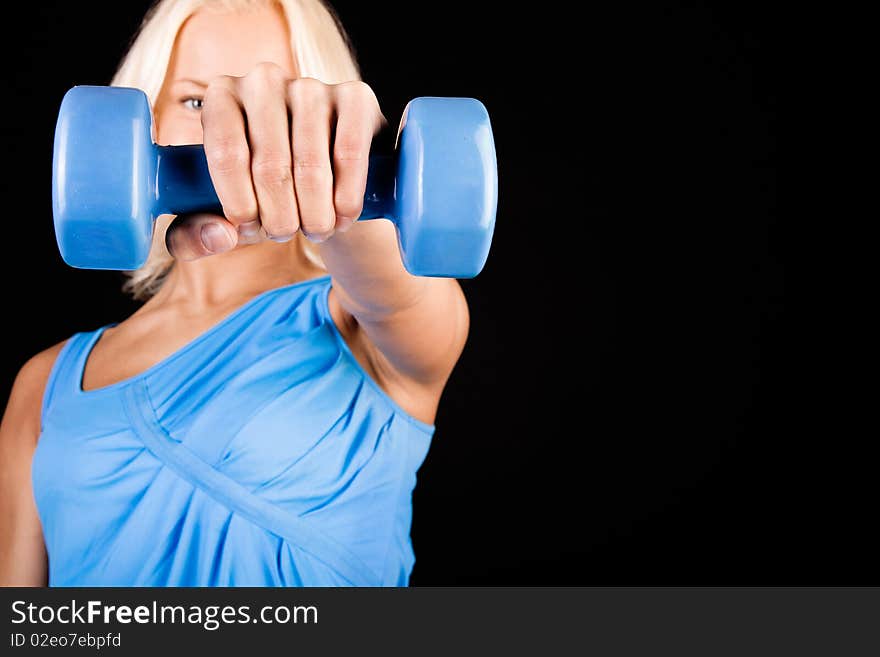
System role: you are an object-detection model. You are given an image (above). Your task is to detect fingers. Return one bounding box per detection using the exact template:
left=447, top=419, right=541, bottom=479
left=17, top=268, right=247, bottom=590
left=192, top=65, right=384, bottom=261
left=166, top=214, right=238, bottom=261
left=243, top=63, right=300, bottom=242
left=331, top=82, right=383, bottom=233
left=289, top=78, right=334, bottom=242
left=201, top=77, right=259, bottom=232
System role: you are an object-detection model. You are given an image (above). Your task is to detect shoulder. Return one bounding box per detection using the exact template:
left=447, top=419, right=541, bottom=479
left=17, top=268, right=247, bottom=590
left=15, top=341, right=69, bottom=395
left=3, top=340, right=69, bottom=439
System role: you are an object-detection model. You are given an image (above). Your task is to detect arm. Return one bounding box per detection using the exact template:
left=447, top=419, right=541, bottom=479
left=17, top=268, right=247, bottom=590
left=305, top=79, right=469, bottom=424
left=0, top=344, right=63, bottom=586
left=318, top=220, right=469, bottom=425
left=164, top=67, right=471, bottom=424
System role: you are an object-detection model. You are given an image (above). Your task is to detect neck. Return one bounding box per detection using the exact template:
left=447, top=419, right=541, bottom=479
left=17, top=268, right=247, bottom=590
left=149, top=234, right=324, bottom=313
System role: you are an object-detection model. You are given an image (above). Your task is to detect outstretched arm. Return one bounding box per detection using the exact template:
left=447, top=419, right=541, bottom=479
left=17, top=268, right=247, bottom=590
left=320, top=219, right=469, bottom=425
left=164, top=67, right=472, bottom=423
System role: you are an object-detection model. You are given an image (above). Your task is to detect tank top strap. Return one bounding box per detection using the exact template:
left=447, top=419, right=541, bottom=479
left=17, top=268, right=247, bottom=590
left=40, top=327, right=109, bottom=423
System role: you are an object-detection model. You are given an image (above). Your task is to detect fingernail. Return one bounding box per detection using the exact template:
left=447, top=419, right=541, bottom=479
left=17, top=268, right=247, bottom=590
left=200, top=223, right=234, bottom=253
left=304, top=231, right=328, bottom=244
left=268, top=233, right=294, bottom=243
left=304, top=224, right=337, bottom=243
left=238, top=220, right=261, bottom=238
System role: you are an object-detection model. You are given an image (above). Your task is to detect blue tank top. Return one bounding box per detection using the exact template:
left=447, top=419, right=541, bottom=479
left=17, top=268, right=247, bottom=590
left=31, top=275, right=434, bottom=586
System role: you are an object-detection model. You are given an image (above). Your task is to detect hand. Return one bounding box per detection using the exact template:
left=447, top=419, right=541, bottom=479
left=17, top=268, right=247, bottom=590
left=166, top=62, right=387, bottom=260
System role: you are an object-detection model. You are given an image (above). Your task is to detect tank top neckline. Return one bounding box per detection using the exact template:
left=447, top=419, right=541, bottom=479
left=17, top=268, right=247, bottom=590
left=75, top=275, right=332, bottom=397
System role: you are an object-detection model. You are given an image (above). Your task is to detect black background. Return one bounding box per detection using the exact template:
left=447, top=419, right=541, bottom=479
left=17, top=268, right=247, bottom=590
left=0, top=2, right=793, bottom=584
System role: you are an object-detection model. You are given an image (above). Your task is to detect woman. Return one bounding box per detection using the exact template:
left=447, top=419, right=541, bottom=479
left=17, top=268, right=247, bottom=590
left=0, top=0, right=468, bottom=586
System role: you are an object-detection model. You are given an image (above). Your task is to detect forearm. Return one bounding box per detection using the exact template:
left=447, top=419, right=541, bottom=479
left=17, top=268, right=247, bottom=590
left=317, top=219, right=441, bottom=321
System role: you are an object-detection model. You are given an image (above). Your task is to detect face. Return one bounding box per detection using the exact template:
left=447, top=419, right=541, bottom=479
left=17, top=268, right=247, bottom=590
left=153, top=2, right=299, bottom=146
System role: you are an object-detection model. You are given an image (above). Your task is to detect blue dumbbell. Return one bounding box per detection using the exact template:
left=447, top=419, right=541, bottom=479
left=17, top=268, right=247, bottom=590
left=52, top=85, right=497, bottom=277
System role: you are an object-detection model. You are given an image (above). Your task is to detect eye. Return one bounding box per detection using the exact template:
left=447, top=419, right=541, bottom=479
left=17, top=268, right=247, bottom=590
left=182, top=97, right=204, bottom=111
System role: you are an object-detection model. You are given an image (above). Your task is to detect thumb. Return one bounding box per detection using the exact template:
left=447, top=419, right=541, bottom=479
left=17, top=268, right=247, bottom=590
left=165, top=213, right=238, bottom=261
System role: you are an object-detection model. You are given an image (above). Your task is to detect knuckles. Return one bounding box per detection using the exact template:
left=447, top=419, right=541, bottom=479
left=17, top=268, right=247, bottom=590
left=251, top=157, right=294, bottom=187
left=204, top=136, right=250, bottom=174
left=204, top=71, right=381, bottom=116
left=334, top=193, right=364, bottom=222
left=334, top=80, right=377, bottom=105
left=203, top=74, right=239, bottom=97
left=287, top=77, right=330, bottom=113
left=334, top=81, right=383, bottom=124
left=292, top=158, right=332, bottom=191
left=250, top=61, right=287, bottom=82
left=333, top=137, right=368, bottom=163
left=199, top=65, right=380, bottom=240
left=241, top=62, right=289, bottom=99
left=223, top=201, right=259, bottom=225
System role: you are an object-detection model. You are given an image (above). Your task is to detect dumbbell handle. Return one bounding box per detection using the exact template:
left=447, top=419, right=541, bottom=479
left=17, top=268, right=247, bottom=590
left=155, top=144, right=396, bottom=222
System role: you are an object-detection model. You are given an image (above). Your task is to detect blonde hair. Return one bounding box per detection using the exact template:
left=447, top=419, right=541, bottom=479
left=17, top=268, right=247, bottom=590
left=110, top=0, right=361, bottom=300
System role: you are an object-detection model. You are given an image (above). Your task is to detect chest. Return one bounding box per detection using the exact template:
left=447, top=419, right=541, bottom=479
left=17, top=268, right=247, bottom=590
left=80, top=310, right=242, bottom=392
